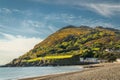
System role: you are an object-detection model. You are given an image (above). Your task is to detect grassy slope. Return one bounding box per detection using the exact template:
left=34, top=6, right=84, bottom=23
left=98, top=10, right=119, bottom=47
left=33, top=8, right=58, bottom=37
left=23, top=55, right=73, bottom=62
left=8, top=26, right=120, bottom=66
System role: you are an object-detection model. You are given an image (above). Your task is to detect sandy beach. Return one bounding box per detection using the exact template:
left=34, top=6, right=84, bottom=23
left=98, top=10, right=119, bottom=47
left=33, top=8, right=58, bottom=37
left=20, top=62, right=120, bottom=80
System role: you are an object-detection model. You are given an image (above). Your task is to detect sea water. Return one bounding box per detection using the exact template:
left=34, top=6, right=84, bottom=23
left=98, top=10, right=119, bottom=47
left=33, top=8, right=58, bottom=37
left=0, top=66, right=83, bottom=80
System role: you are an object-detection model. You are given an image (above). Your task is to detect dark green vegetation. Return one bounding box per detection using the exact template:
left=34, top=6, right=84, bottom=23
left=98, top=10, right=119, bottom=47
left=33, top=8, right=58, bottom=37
left=5, top=26, right=120, bottom=66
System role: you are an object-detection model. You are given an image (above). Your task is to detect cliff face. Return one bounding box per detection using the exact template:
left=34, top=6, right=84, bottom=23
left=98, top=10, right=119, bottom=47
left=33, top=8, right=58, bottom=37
left=5, top=26, right=120, bottom=66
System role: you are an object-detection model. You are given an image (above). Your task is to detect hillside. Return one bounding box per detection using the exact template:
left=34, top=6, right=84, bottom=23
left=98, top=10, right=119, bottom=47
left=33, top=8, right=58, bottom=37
left=5, top=26, right=120, bottom=67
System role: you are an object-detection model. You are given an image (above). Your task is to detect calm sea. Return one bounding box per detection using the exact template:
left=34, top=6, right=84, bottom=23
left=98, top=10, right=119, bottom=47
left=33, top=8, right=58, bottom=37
left=0, top=66, right=83, bottom=80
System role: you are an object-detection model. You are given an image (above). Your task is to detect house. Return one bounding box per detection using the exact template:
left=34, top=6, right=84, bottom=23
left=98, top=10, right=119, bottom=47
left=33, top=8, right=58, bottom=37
left=79, top=58, right=99, bottom=63
left=116, top=58, right=120, bottom=62
left=105, top=49, right=110, bottom=52
left=105, top=49, right=120, bottom=53
left=105, top=49, right=113, bottom=52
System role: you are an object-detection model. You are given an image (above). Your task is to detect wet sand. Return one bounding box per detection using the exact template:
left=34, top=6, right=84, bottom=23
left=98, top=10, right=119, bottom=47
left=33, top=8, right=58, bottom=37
left=20, top=63, right=120, bottom=80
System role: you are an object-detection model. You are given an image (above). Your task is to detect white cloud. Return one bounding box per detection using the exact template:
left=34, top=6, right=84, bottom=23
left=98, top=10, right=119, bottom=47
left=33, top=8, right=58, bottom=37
left=30, top=0, right=120, bottom=17
left=20, top=19, right=59, bottom=35
left=0, top=8, right=26, bottom=15
left=84, top=3, right=120, bottom=17
left=31, top=0, right=98, bottom=5
left=48, top=25, right=59, bottom=32
left=0, top=8, right=12, bottom=14
left=0, top=33, right=42, bottom=65
left=44, top=13, right=76, bottom=23
left=44, top=13, right=115, bottom=28
left=43, top=13, right=116, bottom=28
left=22, top=20, right=45, bottom=28
left=20, top=20, right=42, bottom=34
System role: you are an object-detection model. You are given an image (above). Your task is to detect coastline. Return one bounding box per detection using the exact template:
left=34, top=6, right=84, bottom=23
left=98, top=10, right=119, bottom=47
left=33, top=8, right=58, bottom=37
left=19, top=62, right=120, bottom=80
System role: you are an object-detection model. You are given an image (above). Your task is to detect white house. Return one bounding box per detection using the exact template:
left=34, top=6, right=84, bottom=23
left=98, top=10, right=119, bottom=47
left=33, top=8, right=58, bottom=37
left=116, top=58, right=120, bottom=62
left=79, top=58, right=99, bottom=63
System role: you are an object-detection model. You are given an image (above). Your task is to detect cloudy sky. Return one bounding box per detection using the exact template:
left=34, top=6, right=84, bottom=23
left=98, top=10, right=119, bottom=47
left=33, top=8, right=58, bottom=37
left=0, top=0, right=120, bottom=65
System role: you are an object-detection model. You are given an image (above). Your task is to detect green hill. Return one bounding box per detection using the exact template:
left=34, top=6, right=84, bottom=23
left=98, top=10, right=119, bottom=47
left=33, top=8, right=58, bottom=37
left=5, top=26, right=120, bottom=66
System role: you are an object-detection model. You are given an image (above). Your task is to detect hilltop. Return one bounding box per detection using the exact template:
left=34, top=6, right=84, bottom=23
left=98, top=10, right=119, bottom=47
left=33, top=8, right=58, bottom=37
left=4, top=26, right=120, bottom=67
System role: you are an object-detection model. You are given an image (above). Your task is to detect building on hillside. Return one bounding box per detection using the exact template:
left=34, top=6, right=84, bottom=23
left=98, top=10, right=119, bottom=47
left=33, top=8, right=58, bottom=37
left=79, top=58, right=100, bottom=63
left=105, top=49, right=120, bottom=53
left=116, top=58, right=120, bottom=62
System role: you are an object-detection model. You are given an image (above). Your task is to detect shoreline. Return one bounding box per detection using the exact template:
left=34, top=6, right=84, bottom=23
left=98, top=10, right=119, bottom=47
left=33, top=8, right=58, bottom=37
left=19, top=66, right=85, bottom=80
left=19, top=63, right=111, bottom=80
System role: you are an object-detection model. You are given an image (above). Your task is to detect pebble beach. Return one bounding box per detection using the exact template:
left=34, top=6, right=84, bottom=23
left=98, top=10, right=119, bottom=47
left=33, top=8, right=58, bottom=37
left=20, top=63, right=120, bottom=80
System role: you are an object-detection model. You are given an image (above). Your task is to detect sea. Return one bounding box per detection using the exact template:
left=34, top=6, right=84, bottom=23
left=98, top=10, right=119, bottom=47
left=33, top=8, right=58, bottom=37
left=0, top=66, right=83, bottom=80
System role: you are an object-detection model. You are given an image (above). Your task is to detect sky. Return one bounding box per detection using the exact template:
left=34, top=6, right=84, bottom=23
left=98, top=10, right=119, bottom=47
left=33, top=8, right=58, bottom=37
left=0, top=0, right=120, bottom=65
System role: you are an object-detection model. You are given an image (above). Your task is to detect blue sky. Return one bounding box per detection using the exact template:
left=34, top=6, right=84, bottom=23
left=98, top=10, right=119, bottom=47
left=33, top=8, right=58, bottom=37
left=0, top=0, right=120, bottom=65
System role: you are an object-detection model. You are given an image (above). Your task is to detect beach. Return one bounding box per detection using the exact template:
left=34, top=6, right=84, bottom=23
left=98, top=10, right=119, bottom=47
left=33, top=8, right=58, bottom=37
left=20, top=62, right=120, bottom=80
